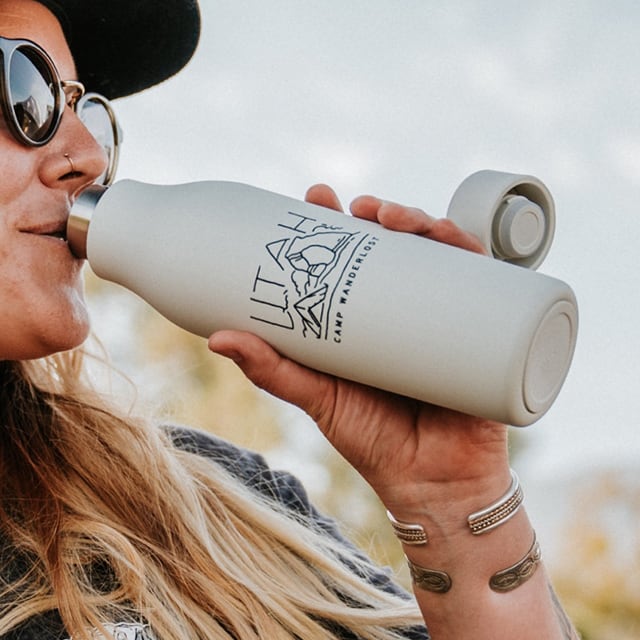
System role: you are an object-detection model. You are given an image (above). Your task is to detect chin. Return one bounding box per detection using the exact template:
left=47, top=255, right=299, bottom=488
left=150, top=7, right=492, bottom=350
left=43, top=307, right=92, bottom=357
left=0, top=285, right=92, bottom=360
left=27, top=297, right=92, bottom=361
left=20, top=324, right=89, bottom=361
left=44, top=325, right=90, bottom=357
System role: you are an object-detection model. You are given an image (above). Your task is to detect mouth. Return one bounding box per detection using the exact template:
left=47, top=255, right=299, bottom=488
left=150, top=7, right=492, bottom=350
left=45, top=227, right=67, bottom=241
left=21, top=219, right=69, bottom=244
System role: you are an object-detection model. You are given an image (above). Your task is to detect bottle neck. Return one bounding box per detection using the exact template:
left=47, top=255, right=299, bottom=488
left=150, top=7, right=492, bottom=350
left=67, top=184, right=109, bottom=259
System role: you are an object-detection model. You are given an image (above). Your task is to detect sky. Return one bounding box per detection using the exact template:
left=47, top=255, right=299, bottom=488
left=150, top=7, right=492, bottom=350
left=97, top=0, right=640, bottom=554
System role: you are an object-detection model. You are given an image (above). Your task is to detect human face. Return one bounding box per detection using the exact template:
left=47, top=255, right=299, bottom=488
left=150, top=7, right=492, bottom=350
left=0, top=0, right=108, bottom=360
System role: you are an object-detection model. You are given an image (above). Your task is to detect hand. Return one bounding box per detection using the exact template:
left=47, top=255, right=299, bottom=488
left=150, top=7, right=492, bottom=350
left=208, top=185, right=509, bottom=518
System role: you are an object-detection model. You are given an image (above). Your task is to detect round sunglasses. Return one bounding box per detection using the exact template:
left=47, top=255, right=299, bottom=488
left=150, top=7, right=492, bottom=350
left=0, top=36, right=121, bottom=185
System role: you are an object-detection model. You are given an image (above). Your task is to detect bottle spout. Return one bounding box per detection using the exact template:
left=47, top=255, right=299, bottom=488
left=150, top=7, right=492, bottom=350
left=67, top=184, right=109, bottom=259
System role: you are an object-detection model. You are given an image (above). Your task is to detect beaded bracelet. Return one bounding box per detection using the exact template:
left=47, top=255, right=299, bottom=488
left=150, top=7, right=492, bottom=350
left=386, top=510, right=428, bottom=545
left=467, top=469, right=524, bottom=535
left=386, top=469, right=524, bottom=546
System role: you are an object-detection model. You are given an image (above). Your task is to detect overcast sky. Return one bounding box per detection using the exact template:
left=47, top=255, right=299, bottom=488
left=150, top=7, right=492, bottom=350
left=100, top=0, right=640, bottom=549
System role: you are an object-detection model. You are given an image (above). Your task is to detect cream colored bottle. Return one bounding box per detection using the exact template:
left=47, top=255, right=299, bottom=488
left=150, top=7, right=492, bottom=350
left=67, top=171, right=578, bottom=426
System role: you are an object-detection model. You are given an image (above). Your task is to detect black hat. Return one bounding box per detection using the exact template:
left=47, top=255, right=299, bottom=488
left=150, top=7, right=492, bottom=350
left=36, top=0, right=201, bottom=99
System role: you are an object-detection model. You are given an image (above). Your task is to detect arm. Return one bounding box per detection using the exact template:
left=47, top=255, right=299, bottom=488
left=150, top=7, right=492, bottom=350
left=208, top=184, right=580, bottom=639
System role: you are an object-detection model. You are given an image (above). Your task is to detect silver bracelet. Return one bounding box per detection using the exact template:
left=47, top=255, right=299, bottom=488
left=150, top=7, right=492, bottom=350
left=489, top=532, right=541, bottom=592
left=467, top=469, right=523, bottom=535
left=406, top=556, right=452, bottom=593
left=386, top=510, right=428, bottom=545
left=388, top=469, right=523, bottom=543
left=407, top=531, right=541, bottom=595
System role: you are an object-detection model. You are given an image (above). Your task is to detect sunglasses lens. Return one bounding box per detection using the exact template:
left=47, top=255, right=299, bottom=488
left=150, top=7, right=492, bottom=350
left=78, top=96, right=119, bottom=185
left=9, top=46, right=57, bottom=143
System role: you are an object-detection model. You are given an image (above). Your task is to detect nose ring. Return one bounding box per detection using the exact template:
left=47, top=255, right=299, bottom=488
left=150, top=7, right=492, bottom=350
left=64, top=153, right=75, bottom=173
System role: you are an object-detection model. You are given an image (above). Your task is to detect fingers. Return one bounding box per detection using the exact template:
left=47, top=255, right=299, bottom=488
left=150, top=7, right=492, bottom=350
left=305, top=184, right=344, bottom=212
left=351, top=195, right=487, bottom=255
left=304, top=186, right=486, bottom=254
left=350, top=195, right=433, bottom=231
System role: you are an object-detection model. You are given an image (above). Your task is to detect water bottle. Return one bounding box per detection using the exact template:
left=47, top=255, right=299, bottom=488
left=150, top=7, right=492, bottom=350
left=67, top=170, right=578, bottom=426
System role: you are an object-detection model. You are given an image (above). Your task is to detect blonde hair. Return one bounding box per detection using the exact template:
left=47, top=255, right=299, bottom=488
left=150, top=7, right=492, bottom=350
left=0, top=350, right=422, bottom=639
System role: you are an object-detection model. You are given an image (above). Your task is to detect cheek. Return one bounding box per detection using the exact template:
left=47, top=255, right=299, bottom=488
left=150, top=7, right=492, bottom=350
left=0, top=234, right=90, bottom=359
left=0, top=141, right=35, bottom=206
left=0, top=134, right=89, bottom=358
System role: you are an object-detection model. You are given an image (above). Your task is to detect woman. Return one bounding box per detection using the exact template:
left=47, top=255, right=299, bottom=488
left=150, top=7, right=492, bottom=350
left=0, top=0, right=580, bottom=638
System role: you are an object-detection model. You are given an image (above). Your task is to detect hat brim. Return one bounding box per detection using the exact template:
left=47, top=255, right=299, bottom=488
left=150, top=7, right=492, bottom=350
left=37, top=0, right=201, bottom=99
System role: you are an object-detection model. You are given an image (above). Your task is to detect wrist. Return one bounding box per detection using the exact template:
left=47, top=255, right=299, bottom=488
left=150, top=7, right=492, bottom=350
left=384, top=467, right=540, bottom=595
left=382, top=465, right=513, bottom=539
left=404, top=517, right=541, bottom=596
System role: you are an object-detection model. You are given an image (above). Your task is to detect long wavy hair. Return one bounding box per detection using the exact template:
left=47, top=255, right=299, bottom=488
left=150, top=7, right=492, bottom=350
left=0, top=349, right=422, bottom=639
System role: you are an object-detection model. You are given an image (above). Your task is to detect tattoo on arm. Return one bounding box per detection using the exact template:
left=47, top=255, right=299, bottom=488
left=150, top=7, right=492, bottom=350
left=548, top=582, right=581, bottom=639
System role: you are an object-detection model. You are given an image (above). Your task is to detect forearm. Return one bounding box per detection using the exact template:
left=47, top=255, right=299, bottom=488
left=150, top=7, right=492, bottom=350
left=387, top=476, right=580, bottom=639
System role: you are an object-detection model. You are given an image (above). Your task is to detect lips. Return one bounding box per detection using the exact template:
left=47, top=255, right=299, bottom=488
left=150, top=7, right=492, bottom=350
left=21, top=219, right=68, bottom=241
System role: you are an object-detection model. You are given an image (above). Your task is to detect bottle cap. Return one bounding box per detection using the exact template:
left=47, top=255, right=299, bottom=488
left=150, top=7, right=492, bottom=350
left=447, top=170, right=555, bottom=270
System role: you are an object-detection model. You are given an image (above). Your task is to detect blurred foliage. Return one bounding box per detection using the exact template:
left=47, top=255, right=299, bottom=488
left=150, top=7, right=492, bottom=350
left=85, top=272, right=640, bottom=633
left=85, top=272, right=283, bottom=453
left=552, top=470, right=640, bottom=640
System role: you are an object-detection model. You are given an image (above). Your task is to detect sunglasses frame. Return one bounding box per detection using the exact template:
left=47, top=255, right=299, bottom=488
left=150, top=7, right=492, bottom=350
left=0, top=36, right=120, bottom=184
left=0, top=36, right=67, bottom=146
left=76, top=92, right=122, bottom=186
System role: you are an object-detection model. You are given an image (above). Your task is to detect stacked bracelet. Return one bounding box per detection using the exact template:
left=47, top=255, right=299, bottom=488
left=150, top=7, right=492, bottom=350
left=388, top=469, right=536, bottom=594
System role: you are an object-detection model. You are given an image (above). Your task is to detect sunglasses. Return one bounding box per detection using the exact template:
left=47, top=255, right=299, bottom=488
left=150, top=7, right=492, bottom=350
left=0, top=36, right=121, bottom=185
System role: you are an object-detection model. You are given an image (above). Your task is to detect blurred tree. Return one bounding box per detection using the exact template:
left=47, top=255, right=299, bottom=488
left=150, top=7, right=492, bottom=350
left=553, top=468, right=640, bottom=640
left=85, top=273, right=284, bottom=452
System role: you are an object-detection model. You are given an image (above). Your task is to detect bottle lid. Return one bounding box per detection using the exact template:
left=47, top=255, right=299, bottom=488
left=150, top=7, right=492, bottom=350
left=447, top=170, right=555, bottom=270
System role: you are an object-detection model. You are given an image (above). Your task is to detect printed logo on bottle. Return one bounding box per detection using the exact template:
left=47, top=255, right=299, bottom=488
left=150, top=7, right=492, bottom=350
left=249, top=210, right=379, bottom=343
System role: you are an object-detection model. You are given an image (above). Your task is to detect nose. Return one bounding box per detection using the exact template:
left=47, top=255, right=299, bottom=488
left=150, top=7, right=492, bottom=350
left=39, top=105, right=110, bottom=193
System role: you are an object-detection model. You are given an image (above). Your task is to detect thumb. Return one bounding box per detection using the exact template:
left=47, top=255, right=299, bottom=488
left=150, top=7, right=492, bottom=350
left=207, top=329, right=335, bottom=423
